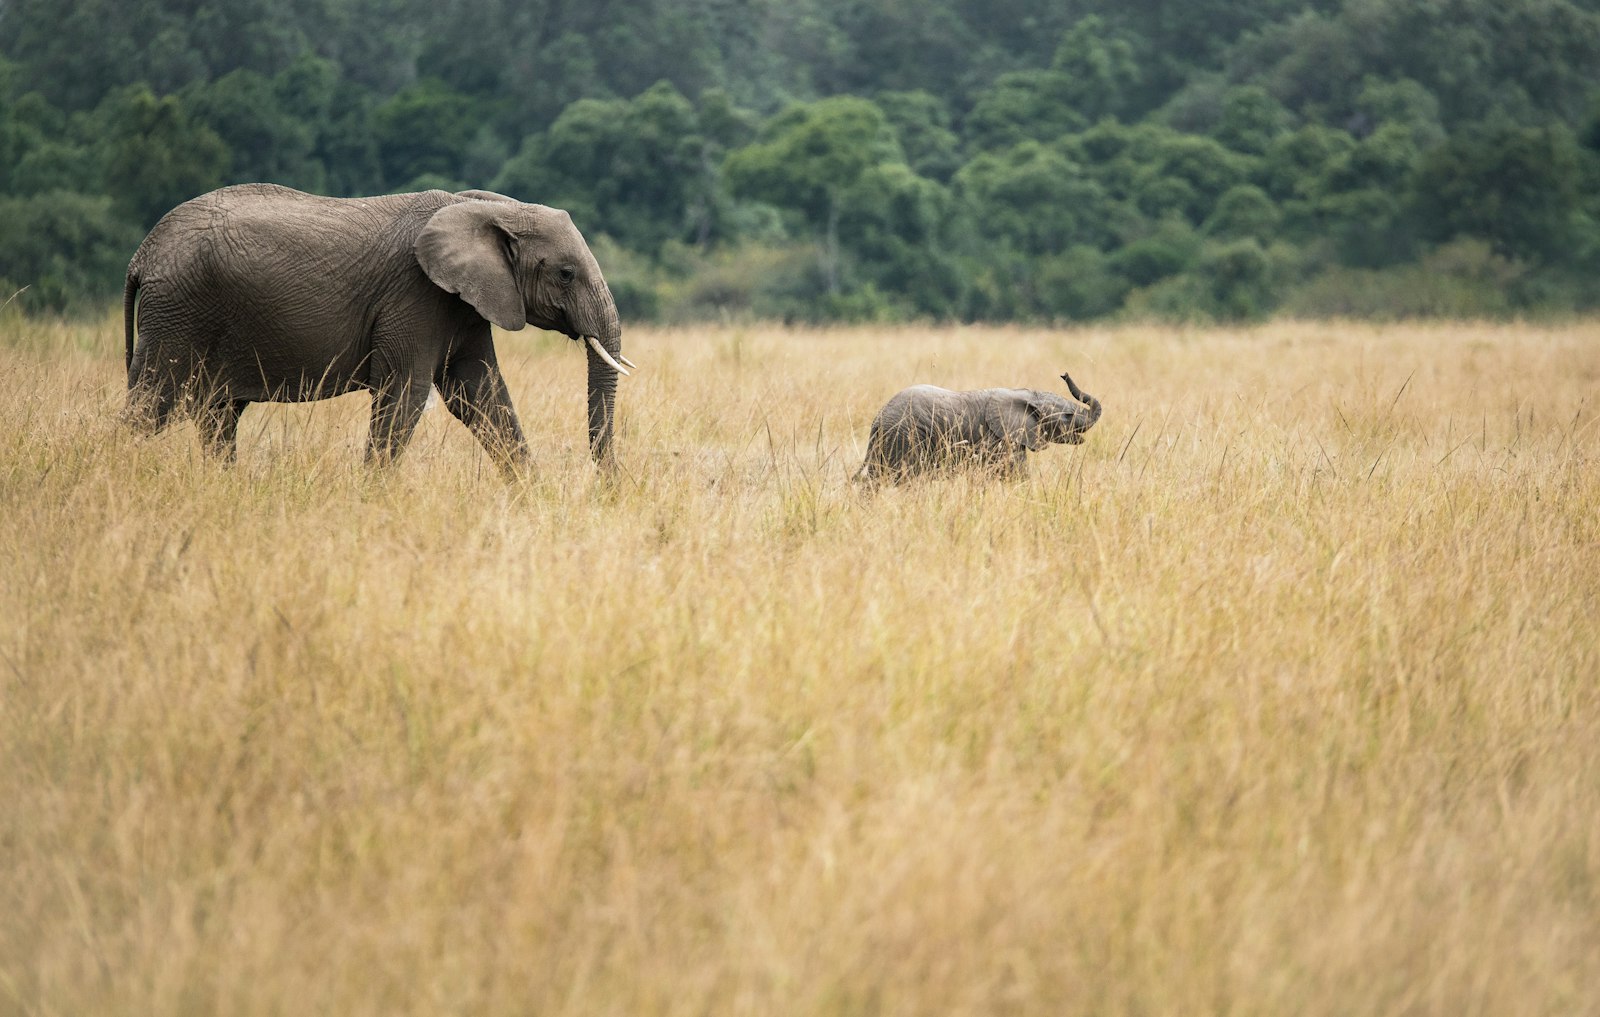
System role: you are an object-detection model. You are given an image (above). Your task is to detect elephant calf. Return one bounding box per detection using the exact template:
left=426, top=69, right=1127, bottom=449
left=858, top=372, right=1102, bottom=483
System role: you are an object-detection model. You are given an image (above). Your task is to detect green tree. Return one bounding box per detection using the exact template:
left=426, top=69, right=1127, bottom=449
left=1203, top=185, right=1282, bottom=241
left=1354, top=77, right=1445, bottom=150
left=319, top=79, right=384, bottom=196
left=875, top=91, right=963, bottom=183
left=0, top=190, right=142, bottom=312
left=1109, top=217, right=1202, bottom=287
left=1413, top=122, right=1586, bottom=261
left=1304, top=123, right=1425, bottom=266
left=1049, top=15, right=1142, bottom=122
left=495, top=82, right=716, bottom=253
left=0, top=88, right=41, bottom=194
left=1351, top=0, right=1600, bottom=127
left=839, top=161, right=958, bottom=317
left=1, top=87, right=99, bottom=197
left=1199, top=238, right=1278, bottom=320
left=1130, top=131, right=1255, bottom=224
left=830, top=1, right=973, bottom=97
left=95, top=84, right=229, bottom=227
left=372, top=79, right=481, bottom=190
left=1223, top=11, right=1367, bottom=123
left=1211, top=86, right=1292, bottom=155
left=962, top=71, right=1086, bottom=154
left=0, top=0, right=148, bottom=110
left=1034, top=246, right=1131, bottom=321
left=186, top=69, right=322, bottom=190
left=955, top=141, right=1123, bottom=255
left=1261, top=124, right=1357, bottom=203
left=723, top=97, right=904, bottom=293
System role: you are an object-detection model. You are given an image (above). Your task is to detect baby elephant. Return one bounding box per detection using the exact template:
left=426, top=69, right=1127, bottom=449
left=859, top=372, right=1102, bottom=483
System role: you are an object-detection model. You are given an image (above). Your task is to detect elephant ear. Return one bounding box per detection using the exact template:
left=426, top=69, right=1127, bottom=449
left=984, top=391, right=1043, bottom=450
left=415, top=200, right=527, bottom=331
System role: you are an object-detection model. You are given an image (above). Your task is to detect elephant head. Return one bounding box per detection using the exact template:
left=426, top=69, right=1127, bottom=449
left=415, top=196, right=633, bottom=462
left=986, top=372, right=1102, bottom=448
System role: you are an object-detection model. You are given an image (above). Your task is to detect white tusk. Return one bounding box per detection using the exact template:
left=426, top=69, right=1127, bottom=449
left=617, top=352, right=639, bottom=371
left=586, top=336, right=630, bottom=376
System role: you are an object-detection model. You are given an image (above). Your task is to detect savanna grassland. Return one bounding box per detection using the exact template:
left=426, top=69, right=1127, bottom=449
left=1, top=314, right=1597, bottom=1016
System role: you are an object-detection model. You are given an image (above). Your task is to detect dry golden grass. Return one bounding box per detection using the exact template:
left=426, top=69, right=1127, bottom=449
left=1, top=314, right=1597, bottom=1016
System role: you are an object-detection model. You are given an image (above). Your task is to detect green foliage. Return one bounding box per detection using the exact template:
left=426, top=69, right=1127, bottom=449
left=1034, top=246, right=1132, bottom=321
left=1413, top=121, right=1588, bottom=261
left=1281, top=239, right=1529, bottom=318
left=494, top=82, right=729, bottom=253
left=961, top=71, right=1087, bottom=153
left=1211, top=86, right=1292, bottom=155
left=1199, top=238, right=1278, bottom=320
left=724, top=97, right=903, bottom=227
left=838, top=162, right=958, bottom=316
left=1204, top=185, right=1282, bottom=241
left=1, top=0, right=1597, bottom=320
left=1109, top=218, right=1203, bottom=287
left=1122, top=238, right=1292, bottom=323
left=1354, top=77, right=1446, bottom=150
left=723, top=96, right=916, bottom=296
left=874, top=91, right=963, bottom=182
left=1261, top=124, right=1356, bottom=203
left=95, top=85, right=229, bottom=228
left=318, top=79, right=384, bottom=196
left=0, top=191, right=142, bottom=313
left=2, top=91, right=99, bottom=196
left=373, top=79, right=482, bottom=190
left=185, top=68, right=322, bottom=190
left=1050, top=16, right=1142, bottom=122
left=956, top=141, right=1127, bottom=258
left=1131, top=132, right=1255, bottom=224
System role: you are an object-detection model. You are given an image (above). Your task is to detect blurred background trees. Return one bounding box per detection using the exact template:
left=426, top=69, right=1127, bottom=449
left=1, top=0, right=1597, bottom=319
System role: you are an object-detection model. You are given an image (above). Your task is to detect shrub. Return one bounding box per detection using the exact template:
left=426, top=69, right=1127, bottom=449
left=0, top=190, right=141, bottom=314
left=1281, top=239, right=1525, bottom=318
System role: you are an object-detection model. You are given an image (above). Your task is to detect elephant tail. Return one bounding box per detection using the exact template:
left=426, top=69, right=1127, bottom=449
left=123, top=269, right=140, bottom=374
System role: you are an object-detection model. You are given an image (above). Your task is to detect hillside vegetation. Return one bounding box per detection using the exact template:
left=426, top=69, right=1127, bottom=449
left=3, top=0, right=1600, bottom=320
left=2, top=316, right=1597, bottom=1014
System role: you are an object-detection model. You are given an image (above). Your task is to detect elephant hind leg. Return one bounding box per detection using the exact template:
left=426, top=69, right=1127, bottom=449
left=122, top=383, right=179, bottom=436
left=196, top=398, right=249, bottom=461
left=123, top=325, right=204, bottom=437
left=860, top=424, right=900, bottom=483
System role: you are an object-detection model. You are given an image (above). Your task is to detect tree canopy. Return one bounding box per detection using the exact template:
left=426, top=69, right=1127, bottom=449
left=2, top=0, right=1598, bottom=319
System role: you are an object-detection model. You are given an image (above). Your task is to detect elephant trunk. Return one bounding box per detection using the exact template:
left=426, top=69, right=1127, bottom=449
left=1060, top=372, right=1101, bottom=434
left=585, top=326, right=623, bottom=464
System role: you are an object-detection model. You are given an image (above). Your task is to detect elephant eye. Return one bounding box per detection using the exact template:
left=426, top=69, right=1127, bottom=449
left=559, top=265, right=576, bottom=283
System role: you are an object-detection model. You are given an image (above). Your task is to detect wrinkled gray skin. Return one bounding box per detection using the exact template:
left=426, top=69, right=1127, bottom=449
left=859, top=372, right=1102, bottom=483
left=123, top=183, right=625, bottom=472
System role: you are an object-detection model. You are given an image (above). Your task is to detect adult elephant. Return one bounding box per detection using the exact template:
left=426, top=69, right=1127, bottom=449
left=123, top=184, right=634, bottom=471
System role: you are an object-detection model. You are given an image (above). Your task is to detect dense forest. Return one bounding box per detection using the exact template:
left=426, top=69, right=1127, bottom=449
left=2, top=0, right=1599, bottom=322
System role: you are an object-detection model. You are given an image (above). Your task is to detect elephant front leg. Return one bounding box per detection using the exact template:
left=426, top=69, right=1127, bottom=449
left=365, top=374, right=433, bottom=466
left=1004, top=445, right=1030, bottom=480
left=438, top=357, right=530, bottom=477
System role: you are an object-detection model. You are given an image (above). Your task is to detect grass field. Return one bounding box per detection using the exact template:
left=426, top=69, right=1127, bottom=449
left=2, top=314, right=1597, bottom=1016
